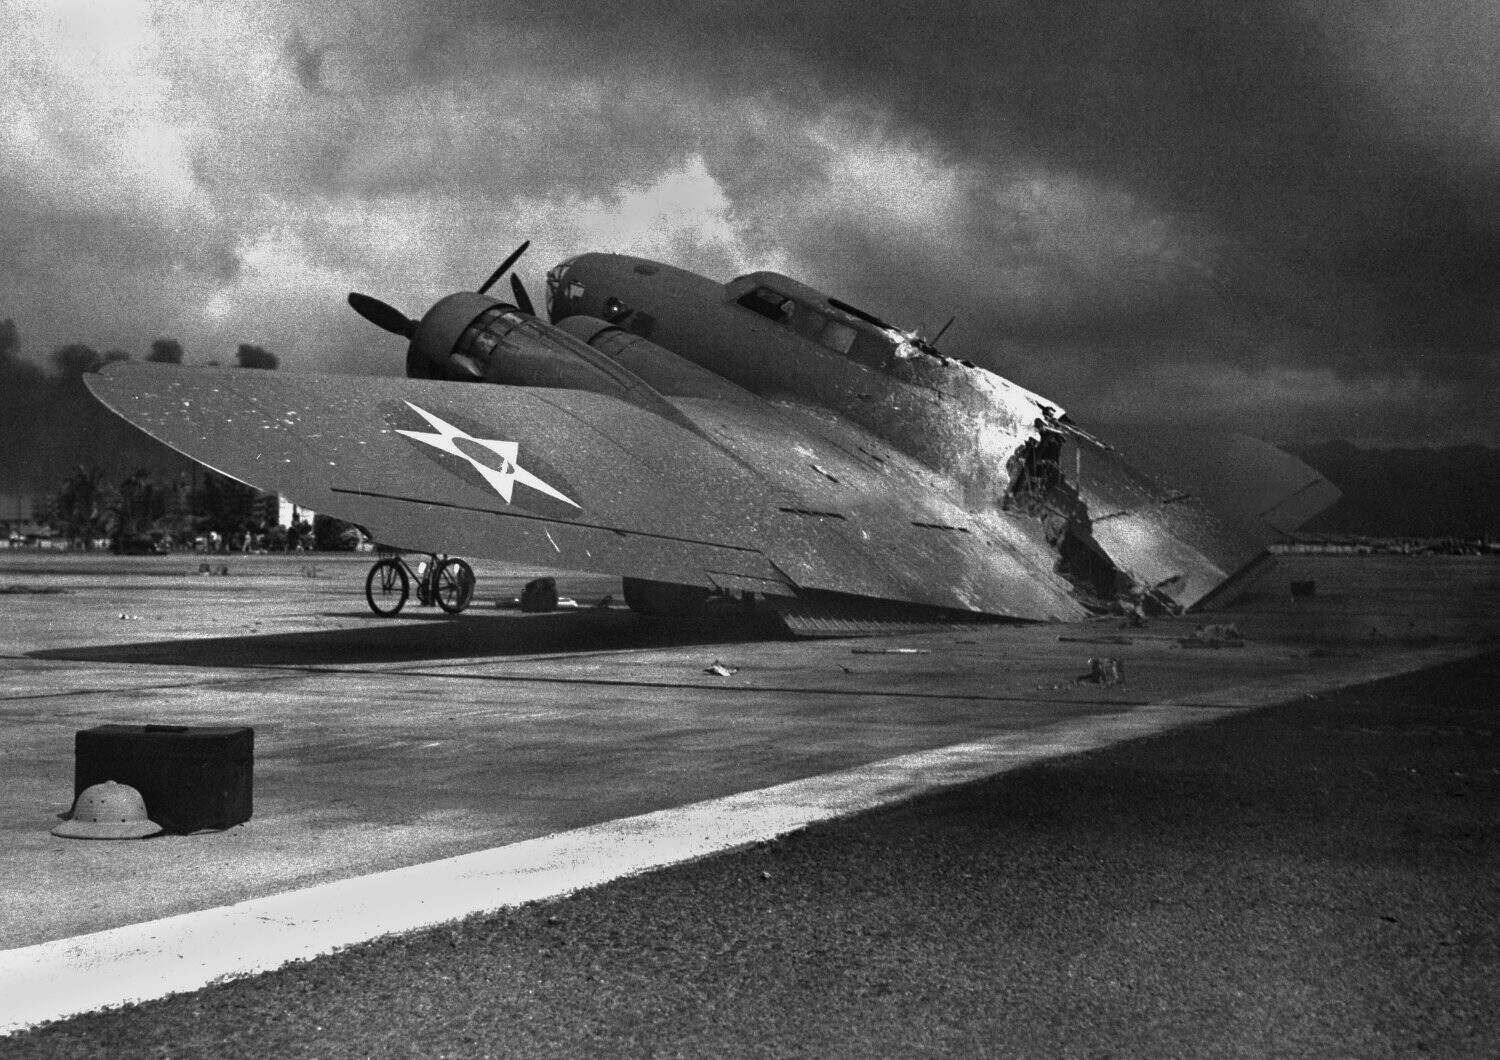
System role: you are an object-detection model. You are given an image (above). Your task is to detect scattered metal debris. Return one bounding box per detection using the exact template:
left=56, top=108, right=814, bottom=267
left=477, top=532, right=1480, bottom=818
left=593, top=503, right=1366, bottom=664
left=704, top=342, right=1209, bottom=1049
left=851, top=647, right=931, bottom=655
left=1076, top=657, right=1125, bottom=685
left=704, top=660, right=739, bottom=677
left=1181, top=624, right=1246, bottom=649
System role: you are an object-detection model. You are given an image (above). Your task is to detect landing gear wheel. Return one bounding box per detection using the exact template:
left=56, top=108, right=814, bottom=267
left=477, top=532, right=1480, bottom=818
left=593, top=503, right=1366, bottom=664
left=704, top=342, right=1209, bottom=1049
left=365, top=558, right=409, bottom=616
left=434, top=557, right=475, bottom=613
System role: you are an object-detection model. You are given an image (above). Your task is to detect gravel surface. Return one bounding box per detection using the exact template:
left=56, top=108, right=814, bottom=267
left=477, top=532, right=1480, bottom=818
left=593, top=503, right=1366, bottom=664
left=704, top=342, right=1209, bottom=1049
left=8, top=650, right=1497, bottom=1058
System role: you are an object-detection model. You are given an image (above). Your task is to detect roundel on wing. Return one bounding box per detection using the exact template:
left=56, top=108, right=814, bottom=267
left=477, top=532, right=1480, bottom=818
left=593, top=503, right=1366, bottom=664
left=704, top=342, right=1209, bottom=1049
left=384, top=400, right=584, bottom=517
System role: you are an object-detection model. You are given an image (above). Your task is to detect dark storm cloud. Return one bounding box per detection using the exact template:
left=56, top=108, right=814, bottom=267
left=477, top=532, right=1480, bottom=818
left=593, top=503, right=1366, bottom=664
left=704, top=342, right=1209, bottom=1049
left=5, top=0, right=1496, bottom=449
left=464, top=0, right=1499, bottom=441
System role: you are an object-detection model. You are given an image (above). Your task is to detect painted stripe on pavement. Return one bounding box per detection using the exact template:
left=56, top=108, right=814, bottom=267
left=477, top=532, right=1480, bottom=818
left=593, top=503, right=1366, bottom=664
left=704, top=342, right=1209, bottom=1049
left=0, top=645, right=1473, bottom=1035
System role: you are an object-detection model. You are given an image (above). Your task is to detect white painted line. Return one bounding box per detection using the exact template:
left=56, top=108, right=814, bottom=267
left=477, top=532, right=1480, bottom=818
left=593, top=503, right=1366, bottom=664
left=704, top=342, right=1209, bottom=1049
left=0, top=645, right=1474, bottom=1035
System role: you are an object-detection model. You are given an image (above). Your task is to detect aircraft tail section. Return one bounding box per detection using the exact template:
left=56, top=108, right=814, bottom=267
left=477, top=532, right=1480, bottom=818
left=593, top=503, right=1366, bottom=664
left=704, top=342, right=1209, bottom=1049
left=1069, top=425, right=1340, bottom=612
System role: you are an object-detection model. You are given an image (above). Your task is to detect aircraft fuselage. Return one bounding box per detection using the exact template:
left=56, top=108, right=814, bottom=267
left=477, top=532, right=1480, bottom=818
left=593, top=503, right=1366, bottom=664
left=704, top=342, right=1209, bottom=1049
left=545, top=253, right=1061, bottom=512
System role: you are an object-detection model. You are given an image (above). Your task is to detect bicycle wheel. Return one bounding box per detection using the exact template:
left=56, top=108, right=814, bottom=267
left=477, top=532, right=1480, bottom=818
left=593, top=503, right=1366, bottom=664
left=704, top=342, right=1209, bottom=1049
left=434, top=557, right=476, bottom=613
left=365, top=558, right=409, bottom=615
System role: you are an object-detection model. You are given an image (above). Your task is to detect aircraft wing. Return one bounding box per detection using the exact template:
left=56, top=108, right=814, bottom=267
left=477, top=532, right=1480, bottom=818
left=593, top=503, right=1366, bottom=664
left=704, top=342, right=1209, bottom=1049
left=87, top=364, right=1087, bottom=620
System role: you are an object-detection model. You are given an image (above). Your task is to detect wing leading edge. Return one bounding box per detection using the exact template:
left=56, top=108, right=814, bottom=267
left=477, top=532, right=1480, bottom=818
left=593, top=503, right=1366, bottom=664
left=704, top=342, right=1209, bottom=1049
left=86, top=363, right=1087, bottom=620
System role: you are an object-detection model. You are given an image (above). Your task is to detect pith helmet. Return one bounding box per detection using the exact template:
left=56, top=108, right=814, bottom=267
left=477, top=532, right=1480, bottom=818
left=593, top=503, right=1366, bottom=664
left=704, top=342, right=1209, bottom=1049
left=52, top=780, right=162, bottom=840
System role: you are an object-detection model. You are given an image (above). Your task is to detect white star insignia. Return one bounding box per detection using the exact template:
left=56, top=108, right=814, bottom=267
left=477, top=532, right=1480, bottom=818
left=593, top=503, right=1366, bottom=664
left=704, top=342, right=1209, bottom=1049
left=395, top=402, right=580, bottom=509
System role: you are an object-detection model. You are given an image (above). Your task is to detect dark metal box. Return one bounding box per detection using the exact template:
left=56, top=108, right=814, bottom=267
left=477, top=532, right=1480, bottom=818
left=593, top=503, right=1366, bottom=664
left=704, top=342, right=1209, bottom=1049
left=74, top=724, right=253, bottom=833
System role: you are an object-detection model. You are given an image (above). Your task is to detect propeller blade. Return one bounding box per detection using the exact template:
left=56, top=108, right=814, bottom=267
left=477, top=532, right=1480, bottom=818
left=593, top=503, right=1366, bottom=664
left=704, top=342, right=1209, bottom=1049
left=477, top=240, right=531, bottom=295
left=347, top=292, right=415, bottom=338
left=509, top=273, right=536, bottom=317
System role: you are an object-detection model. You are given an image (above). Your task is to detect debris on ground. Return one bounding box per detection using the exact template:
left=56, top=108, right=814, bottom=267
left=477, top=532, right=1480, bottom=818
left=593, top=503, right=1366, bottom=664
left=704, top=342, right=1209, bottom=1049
left=1059, top=635, right=1133, bottom=645
left=1076, top=657, right=1125, bottom=685
left=851, top=647, right=931, bottom=655
left=1180, top=623, right=1246, bottom=649
left=704, top=660, right=739, bottom=677
left=1117, top=596, right=1149, bottom=627
left=519, top=577, right=559, bottom=613
left=555, top=597, right=580, bottom=609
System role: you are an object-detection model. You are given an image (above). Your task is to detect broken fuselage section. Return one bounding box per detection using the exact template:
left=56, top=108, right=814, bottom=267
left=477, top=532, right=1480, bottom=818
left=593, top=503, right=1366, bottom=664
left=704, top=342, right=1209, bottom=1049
left=544, top=253, right=1261, bottom=617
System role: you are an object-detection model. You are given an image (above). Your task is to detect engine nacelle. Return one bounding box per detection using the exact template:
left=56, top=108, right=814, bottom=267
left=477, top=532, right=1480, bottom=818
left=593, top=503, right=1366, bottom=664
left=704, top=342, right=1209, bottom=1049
left=405, top=294, right=697, bottom=430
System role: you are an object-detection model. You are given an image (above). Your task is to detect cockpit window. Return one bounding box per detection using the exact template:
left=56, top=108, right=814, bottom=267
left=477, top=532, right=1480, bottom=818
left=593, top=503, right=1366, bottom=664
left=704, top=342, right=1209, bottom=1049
left=738, top=287, right=859, bottom=353
left=735, top=283, right=897, bottom=363
left=737, top=286, right=793, bottom=322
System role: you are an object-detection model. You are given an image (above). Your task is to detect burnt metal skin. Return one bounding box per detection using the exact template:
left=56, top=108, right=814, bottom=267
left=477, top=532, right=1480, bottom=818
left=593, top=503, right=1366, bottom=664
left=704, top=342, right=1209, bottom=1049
left=86, top=251, right=1336, bottom=624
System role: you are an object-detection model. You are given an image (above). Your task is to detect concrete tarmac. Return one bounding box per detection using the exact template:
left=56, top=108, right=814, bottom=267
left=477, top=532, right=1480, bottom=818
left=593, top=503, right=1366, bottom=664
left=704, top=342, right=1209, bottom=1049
left=0, top=550, right=1496, bottom=1027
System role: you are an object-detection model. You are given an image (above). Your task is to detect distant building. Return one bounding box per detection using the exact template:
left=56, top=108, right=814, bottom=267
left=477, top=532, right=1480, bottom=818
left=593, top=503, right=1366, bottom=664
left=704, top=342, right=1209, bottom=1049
left=254, top=492, right=313, bottom=528
left=0, top=492, right=35, bottom=523
left=0, top=493, right=44, bottom=548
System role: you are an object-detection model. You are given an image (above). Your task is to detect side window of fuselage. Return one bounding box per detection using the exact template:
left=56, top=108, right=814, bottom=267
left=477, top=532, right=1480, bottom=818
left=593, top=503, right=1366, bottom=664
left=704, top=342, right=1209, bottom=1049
left=735, top=285, right=894, bottom=366
left=787, top=303, right=858, bottom=355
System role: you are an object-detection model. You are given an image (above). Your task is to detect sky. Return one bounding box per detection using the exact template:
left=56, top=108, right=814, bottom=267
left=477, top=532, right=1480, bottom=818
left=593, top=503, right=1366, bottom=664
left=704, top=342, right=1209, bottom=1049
left=2, top=0, right=1497, bottom=447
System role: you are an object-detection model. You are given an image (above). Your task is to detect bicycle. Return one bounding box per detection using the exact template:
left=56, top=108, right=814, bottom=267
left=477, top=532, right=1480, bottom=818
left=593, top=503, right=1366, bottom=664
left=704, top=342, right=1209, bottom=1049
left=364, top=550, right=475, bottom=616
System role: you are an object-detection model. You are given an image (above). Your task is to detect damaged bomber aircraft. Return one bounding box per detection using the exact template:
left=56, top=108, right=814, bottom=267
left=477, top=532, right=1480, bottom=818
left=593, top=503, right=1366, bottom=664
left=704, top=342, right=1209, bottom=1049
left=87, top=245, right=1339, bottom=633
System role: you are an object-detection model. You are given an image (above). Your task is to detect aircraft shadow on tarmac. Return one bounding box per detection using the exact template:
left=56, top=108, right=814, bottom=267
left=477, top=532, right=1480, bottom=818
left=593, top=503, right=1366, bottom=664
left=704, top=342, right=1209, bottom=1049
left=31, top=609, right=791, bottom=669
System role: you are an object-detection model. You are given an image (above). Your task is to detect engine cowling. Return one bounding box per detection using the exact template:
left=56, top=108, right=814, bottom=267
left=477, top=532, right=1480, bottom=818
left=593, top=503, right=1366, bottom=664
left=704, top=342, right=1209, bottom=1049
left=402, top=295, right=700, bottom=432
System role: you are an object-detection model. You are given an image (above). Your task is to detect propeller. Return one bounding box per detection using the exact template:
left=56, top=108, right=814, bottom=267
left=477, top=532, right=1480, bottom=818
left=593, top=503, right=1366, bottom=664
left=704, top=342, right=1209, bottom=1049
left=347, top=240, right=535, bottom=381
left=509, top=273, right=536, bottom=317
left=477, top=240, right=530, bottom=296
left=347, top=292, right=416, bottom=338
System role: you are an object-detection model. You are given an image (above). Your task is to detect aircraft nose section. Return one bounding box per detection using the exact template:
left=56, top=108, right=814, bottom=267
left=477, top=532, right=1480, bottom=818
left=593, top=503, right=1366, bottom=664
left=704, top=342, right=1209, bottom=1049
left=546, top=257, right=587, bottom=323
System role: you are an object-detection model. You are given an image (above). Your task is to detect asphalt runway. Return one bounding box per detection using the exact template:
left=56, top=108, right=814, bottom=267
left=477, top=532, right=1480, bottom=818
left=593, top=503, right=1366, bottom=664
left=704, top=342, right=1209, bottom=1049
left=9, top=644, right=1499, bottom=1057
left=0, top=549, right=1496, bottom=1047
